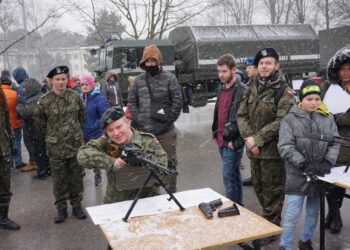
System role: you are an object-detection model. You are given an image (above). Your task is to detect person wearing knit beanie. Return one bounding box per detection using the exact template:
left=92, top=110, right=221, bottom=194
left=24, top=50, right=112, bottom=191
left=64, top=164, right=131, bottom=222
left=299, top=80, right=322, bottom=102
left=80, top=74, right=108, bottom=187
left=80, top=75, right=95, bottom=92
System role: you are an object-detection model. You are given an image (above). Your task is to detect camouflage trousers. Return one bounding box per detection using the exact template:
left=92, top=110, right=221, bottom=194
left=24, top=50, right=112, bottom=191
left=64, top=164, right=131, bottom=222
left=0, top=155, right=12, bottom=209
left=103, top=187, right=160, bottom=204
left=250, top=158, right=285, bottom=226
left=157, top=127, right=178, bottom=193
left=50, top=157, right=84, bottom=209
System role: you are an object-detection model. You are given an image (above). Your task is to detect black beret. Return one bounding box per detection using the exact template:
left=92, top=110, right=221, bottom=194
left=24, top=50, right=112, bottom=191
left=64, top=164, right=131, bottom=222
left=47, top=65, right=69, bottom=78
left=101, top=106, right=125, bottom=129
left=254, top=48, right=279, bottom=65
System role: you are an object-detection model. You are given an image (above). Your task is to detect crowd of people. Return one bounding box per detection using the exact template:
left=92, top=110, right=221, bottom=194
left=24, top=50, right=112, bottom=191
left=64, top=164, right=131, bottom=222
left=0, top=44, right=349, bottom=250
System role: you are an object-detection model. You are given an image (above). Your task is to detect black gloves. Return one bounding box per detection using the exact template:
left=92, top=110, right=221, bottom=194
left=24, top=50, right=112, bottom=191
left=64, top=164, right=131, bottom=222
left=306, top=160, right=332, bottom=177
left=318, top=160, right=332, bottom=176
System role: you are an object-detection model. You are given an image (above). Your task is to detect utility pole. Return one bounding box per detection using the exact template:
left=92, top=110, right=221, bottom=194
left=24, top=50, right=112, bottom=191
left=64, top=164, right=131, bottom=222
left=19, top=0, right=29, bottom=68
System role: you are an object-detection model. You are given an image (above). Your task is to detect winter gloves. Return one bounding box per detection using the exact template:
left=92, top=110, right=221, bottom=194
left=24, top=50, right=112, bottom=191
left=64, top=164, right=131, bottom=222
left=304, top=160, right=332, bottom=177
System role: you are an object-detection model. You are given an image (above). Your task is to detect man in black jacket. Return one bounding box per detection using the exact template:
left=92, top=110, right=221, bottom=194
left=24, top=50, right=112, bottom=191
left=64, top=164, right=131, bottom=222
left=212, top=54, right=247, bottom=205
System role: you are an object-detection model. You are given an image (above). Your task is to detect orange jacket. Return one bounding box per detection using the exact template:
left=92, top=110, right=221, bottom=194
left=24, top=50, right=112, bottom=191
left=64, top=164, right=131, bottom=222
left=2, top=85, right=22, bottom=129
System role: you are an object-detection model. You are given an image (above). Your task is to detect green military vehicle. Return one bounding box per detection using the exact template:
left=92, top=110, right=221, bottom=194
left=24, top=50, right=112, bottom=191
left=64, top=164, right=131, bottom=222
left=319, top=25, right=350, bottom=72
left=94, top=24, right=320, bottom=107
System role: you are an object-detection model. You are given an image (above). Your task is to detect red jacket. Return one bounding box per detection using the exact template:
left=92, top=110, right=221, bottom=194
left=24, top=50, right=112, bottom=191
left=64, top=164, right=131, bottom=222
left=2, top=85, right=22, bottom=129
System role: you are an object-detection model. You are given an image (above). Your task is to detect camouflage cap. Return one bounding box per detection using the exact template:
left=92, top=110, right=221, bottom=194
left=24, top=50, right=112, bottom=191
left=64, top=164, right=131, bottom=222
left=101, top=106, right=125, bottom=129
left=47, top=65, right=69, bottom=78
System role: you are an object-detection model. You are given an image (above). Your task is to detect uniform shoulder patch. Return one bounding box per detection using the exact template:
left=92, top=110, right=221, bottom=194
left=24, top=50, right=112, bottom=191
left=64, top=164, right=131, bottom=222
left=285, top=88, right=293, bottom=96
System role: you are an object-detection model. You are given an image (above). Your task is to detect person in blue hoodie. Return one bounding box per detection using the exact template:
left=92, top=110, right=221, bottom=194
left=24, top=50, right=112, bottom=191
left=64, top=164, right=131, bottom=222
left=80, top=75, right=108, bottom=186
left=12, top=67, right=37, bottom=172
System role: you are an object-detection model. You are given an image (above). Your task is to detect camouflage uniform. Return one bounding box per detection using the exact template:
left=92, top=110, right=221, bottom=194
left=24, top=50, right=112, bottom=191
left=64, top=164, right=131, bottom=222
left=77, top=129, right=168, bottom=204
left=0, top=98, right=15, bottom=210
left=34, top=89, right=86, bottom=209
left=237, top=71, right=294, bottom=225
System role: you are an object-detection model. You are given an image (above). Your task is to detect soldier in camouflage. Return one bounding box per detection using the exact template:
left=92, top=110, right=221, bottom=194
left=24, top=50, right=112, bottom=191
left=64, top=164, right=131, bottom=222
left=34, top=66, right=87, bottom=224
left=127, top=44, right=183, bottom=193
left=0, top=84, right=20, bottom=230
left=237, top=48, right=294, bottom=245
left=77, top=107, right=168, bottom=203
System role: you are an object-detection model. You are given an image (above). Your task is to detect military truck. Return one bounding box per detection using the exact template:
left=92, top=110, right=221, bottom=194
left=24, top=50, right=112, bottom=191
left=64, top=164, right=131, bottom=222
left=94, top=24, right=320, bottom=107
left=319, top=25, right=350, bottom=72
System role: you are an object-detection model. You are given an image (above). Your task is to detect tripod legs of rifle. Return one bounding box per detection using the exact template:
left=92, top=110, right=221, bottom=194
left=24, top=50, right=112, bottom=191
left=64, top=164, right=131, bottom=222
left=151, top=170, right=185, bottom=211
left=122, top=169, right=185, bottom=222
left=122, top=171, right=153, bottom=222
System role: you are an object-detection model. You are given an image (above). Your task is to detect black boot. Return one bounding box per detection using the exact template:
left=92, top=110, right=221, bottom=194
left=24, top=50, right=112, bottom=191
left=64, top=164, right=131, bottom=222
left=0, top=207, right=20, bottom=230
left=242, top=177, right=253, bottom=186
left=330, top=208, right=343, bottom=234
left=324, top=209, right=333, bottom=228
left=54, top=207, right=68, bottom=224
left=298, top=239, right=315, bottom=250
left=72, top=205, right=87, bottom=220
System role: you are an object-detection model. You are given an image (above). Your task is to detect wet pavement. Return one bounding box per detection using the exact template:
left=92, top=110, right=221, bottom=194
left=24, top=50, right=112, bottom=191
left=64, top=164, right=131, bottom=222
left=1, top=104, right=349, bottom=250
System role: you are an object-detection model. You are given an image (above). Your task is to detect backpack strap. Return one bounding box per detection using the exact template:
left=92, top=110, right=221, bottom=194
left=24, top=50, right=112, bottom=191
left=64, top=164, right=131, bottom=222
left=274, top=83, right=288, bottom=107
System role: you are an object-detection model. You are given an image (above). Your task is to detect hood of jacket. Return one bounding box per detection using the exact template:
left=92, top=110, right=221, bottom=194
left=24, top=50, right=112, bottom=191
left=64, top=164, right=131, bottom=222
left=327, top=47, right=350, bottom=85
left=25, top=78, right=42, bottom=98
left=12, top=67, right=28, bottom=84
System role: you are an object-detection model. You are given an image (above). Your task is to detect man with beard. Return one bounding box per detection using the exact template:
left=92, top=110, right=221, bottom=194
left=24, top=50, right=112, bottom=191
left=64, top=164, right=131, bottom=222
left=128, top=44, right=183, bottom=193
left=212, top=54, right=247, bottom=205
left=237, top=48, right=294, bottom=245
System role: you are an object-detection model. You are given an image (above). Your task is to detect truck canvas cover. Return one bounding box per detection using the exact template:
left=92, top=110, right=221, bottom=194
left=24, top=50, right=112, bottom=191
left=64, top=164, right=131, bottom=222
left=169, top=25, right=319, bottom=81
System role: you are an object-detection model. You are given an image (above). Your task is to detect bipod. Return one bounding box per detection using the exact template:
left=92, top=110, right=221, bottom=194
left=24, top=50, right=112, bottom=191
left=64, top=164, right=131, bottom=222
left=122, top=168, right=185, bottom=222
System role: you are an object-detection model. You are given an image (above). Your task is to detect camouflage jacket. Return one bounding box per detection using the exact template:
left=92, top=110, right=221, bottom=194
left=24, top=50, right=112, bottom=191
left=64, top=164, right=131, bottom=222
left=237, top=72, right=294, bottom=159
left=0, top=103, right=15, bottom=157
left=127, top=70, right=183, bottom=135
left=34, top=89, right=86, bottom=159
left=77, top=129, right=168, bottom=204
left=321, top=80, right=350, bottom=164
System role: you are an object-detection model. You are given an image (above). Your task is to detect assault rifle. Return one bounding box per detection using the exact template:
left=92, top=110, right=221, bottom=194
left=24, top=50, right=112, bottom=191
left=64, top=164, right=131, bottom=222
left=119, top=144, right=185, bottom=222
left=306, top=133, right=350, bottom=176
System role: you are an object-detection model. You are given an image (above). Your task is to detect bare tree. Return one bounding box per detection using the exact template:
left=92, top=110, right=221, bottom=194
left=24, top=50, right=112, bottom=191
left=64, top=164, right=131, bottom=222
left=294, top=0, right=311, bottom=23
left=0, top=0, right=65, bottom=56
left=108, top=0, right=212, bottom=39
left=0, top=0, right=19, bottom=68
left=333, top=0, right=350, bottom=25
left=220, top=0, right=255, bottom=24
left=63, top=0, right=124, bottom=43
left=262, top=0, right=295, bottom=24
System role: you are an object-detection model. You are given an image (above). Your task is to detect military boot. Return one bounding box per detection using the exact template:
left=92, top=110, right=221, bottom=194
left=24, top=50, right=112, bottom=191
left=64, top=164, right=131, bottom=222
left=0, top=207, right=21, bottom=230
left=324, top=209, right=333, bottom=228
left=54, top=207, right=68, bottom=224
left=72, top=205, right=87, bottom=220
left=329, top=208, right=342, bottom=234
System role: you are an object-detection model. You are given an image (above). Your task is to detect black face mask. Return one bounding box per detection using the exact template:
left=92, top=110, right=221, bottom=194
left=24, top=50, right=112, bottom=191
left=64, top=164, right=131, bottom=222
left=145, top=66, right=159, bottom=77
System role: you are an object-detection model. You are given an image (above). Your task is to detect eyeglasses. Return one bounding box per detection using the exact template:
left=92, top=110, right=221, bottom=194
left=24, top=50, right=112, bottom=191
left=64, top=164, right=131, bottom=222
left=80, top=82, right=89, bottom=86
